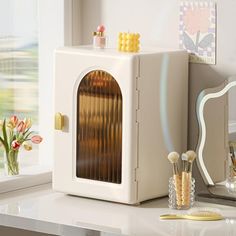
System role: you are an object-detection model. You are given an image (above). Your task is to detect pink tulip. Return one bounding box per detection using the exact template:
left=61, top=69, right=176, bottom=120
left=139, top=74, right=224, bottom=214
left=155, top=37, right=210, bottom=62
left=7, top=122, right=14, bottom=130
left=31, top=135, right=43, bottom=144
left=11, top=140, right=21, bottom=150
left=24, top=118, right=32, bottom=129
left=17, top=121, right=26, bottom=133
left=183, top=8, right=210, bottom=35
left=10, top=115, right=18, bottom=127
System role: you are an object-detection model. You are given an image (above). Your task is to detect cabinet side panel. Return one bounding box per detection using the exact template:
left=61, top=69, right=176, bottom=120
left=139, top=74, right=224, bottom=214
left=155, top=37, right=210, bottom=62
left=138, top=51, right=188, bottom=202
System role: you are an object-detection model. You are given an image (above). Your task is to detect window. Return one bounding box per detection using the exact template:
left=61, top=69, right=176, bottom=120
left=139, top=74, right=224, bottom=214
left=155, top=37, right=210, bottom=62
left=0, top=0, right=39, bottom=174
left=0, top=0, right=72, bottom=191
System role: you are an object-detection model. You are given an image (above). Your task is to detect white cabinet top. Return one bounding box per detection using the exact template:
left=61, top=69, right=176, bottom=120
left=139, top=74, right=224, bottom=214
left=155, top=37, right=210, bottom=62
left=56, top=45, right=184, bottom=57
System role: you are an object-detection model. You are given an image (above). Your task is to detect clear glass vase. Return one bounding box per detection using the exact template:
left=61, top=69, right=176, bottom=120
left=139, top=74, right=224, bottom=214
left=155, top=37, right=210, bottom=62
left=168, top=176, right=195, bottom=210
left=4, top=150, right=19, bottom=176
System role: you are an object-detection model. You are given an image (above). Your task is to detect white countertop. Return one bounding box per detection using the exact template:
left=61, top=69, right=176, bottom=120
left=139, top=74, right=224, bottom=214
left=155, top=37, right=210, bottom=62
left=0, top=184, right=236, bottom=236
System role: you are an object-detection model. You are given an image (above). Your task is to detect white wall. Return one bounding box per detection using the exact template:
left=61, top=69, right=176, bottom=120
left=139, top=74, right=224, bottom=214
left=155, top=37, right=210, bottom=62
left=80, top=0, right=179, bottom=49
left=75, top=0, right=236, bottom=149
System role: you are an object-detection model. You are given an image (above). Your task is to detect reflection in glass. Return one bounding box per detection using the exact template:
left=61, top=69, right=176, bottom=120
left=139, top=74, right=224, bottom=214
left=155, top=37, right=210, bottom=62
left=202, top=95, right=226, bottom=184
left=76, top=70, right=122, bottom=184
left=227, top=86, right=236, bottom=192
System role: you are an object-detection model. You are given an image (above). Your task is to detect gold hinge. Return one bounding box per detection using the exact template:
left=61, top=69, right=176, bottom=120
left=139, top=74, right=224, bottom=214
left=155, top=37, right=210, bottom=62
left=55, top=112, right=64, bottom=130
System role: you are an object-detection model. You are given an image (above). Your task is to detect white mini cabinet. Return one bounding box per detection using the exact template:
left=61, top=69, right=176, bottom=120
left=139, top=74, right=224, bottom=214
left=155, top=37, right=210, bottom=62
left=53, top=46, right=188, bottom=204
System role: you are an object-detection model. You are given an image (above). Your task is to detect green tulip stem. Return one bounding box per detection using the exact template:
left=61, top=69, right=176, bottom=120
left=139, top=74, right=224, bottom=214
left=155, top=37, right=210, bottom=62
left=5, top=150, right=19, bottom=175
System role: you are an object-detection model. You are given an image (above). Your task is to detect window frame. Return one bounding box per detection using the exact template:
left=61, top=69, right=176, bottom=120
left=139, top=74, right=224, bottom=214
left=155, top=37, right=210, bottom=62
left=38, top=0, right=73, bottom=167
left=0, top=0, right=73, bottom=194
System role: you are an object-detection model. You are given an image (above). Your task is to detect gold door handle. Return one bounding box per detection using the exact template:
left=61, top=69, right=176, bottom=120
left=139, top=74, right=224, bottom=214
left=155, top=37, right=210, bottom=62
left=55, top=112, right=64, bottom=130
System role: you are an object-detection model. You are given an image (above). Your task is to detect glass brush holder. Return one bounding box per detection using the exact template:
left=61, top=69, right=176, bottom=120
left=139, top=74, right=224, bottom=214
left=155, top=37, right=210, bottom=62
left=168, top=175, right=195, bottom=210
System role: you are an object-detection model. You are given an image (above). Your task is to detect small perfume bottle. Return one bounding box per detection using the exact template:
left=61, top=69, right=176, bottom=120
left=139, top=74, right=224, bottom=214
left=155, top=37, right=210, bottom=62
left=93, top=25, right=107, bottom=49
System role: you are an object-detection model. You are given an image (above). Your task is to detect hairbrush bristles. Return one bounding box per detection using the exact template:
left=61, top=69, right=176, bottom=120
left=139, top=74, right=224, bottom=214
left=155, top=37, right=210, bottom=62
left=187, top=207, right=223, bottom=220
left=167, top=152, right=180, bottom=164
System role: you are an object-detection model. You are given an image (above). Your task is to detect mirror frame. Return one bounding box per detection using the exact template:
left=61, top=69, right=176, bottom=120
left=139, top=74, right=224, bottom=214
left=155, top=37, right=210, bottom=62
left=196, top=76, right=236, bottom=186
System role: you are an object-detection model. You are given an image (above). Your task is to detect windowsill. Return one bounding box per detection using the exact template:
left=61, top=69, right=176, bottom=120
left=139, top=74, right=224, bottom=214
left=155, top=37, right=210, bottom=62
left=0, top=165, right=52, bottom=194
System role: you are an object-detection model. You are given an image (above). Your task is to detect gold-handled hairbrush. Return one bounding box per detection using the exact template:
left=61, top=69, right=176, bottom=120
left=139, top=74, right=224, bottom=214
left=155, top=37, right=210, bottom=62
left=160, top=210, right=224, bottom=221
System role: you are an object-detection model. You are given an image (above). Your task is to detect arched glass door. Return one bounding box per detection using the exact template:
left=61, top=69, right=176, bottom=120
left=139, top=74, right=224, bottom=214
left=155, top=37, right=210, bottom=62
left=76, top=70, right=122, bottom=184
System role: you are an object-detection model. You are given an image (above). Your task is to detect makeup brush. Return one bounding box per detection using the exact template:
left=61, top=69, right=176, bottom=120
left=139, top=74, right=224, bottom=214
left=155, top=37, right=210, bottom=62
left=167, top=152, right=180, bottom=175
left=181, top=153, right=191, bottom=207
left=181, top=153, right=189, bottom=172
left=229, top=146, right=236, bottom=166
left=186, top=150, right=197, bottom=173
left=183, top=150, right=197, bottom=207
left=167, top=152, right=182, bottom=208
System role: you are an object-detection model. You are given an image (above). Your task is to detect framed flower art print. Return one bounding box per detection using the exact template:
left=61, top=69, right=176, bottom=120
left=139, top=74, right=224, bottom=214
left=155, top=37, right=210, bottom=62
left=179, top=1, right=216, bottom=64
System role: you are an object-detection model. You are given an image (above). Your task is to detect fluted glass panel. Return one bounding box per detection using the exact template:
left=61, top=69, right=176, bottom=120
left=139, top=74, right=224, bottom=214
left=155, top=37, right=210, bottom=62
left=76, top=70, right=122, bottom=184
